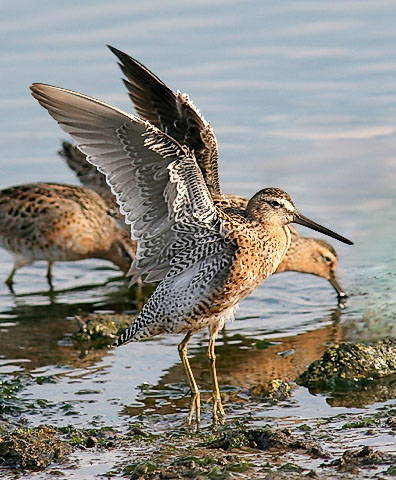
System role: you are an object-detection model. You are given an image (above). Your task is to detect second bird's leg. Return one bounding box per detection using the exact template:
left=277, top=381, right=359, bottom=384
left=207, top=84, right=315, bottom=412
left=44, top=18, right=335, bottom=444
left=6, top=258, right=31, bottom=287
left=178, top=332, right=201, bottom=427
left=208, top=327, right=225, bottom=424
left=46, top=261, right=54, bottom=288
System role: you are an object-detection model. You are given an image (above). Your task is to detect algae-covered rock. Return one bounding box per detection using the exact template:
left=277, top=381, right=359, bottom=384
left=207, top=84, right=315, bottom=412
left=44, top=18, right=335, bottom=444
left=297, top=339, right=396, bottom=393
left=207, top=425, right=327, bottom=458
left=72, top=314, right=135, bottom=349
left=0, top=426, right=72, bottom=470
left=249, top=379, right=291, bottom=402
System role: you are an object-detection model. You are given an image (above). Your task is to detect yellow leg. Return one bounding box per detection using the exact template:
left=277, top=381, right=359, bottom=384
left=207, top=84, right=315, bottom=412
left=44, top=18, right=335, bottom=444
left=178, top=332, right=201, bottom=427
left=5, top=267, right=17, bottom=286
left=6, top=258, right=30, bottom=287
left=208, top=329, right=225, bottom=424
left=46, top=261, right=54, bottom=288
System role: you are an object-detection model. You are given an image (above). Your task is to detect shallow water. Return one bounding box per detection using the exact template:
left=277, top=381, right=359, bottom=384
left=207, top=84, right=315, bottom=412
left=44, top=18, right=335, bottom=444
left=0, top=1, right=395, bottom=478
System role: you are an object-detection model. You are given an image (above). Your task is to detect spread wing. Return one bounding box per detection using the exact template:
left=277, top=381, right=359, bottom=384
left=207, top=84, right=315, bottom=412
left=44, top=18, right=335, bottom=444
left=30, top=84, right=226, bottom=284
left=108, top=46, right=222, bottom=199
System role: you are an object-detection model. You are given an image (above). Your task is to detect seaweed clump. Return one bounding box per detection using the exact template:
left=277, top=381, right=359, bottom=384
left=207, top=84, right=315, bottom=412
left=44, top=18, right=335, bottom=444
left=72, top=313, right=135, bottom=349
left=297, top=339, right=396, bottom=393
left=0, top=426, right=72, bottom=470
left=58, top=425, right=120, bottom=448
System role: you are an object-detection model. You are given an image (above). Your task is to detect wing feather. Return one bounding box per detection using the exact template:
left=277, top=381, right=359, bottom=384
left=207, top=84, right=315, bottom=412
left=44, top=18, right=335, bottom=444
left=58, top=141, right=110, bottom=197
left=30, top=83, right=226, bottom=283
left=108, top=46, right=222, bottom=198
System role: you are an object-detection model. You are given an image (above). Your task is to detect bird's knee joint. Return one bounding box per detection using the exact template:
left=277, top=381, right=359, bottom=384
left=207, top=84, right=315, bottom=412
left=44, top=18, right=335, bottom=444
left=207, top=351, right=216, bottom=362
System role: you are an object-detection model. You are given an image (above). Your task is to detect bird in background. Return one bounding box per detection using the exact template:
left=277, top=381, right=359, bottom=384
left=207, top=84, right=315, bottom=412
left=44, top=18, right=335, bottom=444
left=0, top=182, right=135, bottom=288
left=30, top=71, right=353, bottom=425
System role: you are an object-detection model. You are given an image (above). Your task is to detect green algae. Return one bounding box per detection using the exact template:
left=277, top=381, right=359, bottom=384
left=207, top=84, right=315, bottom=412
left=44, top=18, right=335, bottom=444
left=297, top=424, right=311, bottom=432
left=0, top=376, right=28, bottom=416
left=255, top=339, right=275, bottom=349
left=123, top=460, right=159, bottom=478
left=297, top=339, right=396, bottom=393
left=278, top=462, right=303, bottom=472
left=342, top=417, right=380, bottom=430
left=386, top=465, right=396, bottom=475
left=0, top=375, right=58, bottom=418
left=122, top=448, right=253, bottom=479
left=57, top=425, right=119, bottom=448
left=206, top=424, right=326, bottom=458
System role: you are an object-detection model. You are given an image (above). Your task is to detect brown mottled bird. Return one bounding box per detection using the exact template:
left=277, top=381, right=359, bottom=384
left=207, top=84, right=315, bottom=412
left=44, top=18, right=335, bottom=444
left=0, top=183, right=135, bottom=286
left=30, top=78, right=353, bottom=425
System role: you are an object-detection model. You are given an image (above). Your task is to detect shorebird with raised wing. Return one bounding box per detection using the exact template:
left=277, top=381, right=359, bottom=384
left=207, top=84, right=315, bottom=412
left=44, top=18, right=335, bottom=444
left=30, top=81, right=352, bottom=426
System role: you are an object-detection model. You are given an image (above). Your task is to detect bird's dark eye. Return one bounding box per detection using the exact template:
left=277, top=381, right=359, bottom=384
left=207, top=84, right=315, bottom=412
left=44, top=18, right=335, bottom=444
left=270, top=200, right=281, bottom=208
left=324, top=256, right=332, bottom=263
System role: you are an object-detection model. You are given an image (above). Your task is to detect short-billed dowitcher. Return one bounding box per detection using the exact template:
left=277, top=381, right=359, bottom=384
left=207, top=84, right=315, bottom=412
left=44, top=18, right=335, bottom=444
left=60, top=140, right=345, bottom=300
left=0, top=183, right=135, bottom=286
left=107, top=45, right=347, bottom=300
left=31, top=82, right=353, bottom=424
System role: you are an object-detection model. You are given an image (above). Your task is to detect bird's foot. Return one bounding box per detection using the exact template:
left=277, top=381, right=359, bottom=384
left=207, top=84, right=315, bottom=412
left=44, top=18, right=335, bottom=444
left=187, top=391, right=201, bottom=429
left=211, top=395, right=226, bottom=425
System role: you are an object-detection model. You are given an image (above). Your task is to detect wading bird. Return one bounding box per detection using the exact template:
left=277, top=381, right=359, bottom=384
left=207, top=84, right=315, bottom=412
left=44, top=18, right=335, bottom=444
left=0, top=183, right=135, bottom=286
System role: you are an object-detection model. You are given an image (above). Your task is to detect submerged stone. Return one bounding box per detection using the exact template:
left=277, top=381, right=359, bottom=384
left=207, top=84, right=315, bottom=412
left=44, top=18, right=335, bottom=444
left=0, top=426, right=72, bottom=470
left=297, top=339, right=396, bottom=393
left=249, top=379, right=291, bottom=402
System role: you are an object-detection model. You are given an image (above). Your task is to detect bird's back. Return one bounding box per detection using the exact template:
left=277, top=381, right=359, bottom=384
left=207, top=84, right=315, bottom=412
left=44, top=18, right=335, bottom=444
left=0, top=183, right=120, bottom=262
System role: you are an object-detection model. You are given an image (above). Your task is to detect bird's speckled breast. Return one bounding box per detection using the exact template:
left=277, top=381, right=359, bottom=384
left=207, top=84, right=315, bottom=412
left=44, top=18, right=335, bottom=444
left=204, top=218, right=291, bottom=318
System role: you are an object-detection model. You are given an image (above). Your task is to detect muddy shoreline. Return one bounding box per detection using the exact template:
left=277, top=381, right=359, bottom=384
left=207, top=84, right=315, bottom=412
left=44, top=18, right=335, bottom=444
left=1, top=399, right=396, bottom=479
left=1, top=319, right=396, bottom=479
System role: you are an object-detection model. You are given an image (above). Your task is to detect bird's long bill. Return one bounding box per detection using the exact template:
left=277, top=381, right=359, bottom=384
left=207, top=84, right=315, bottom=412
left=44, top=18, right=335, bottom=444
left=329, top=273, right=347, bottom=300
left=293, top=212, right=353, bottom=245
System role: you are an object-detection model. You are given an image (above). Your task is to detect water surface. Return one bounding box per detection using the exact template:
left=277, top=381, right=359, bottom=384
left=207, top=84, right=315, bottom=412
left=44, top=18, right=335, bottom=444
left=0, top=1, right=395, bottom=477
